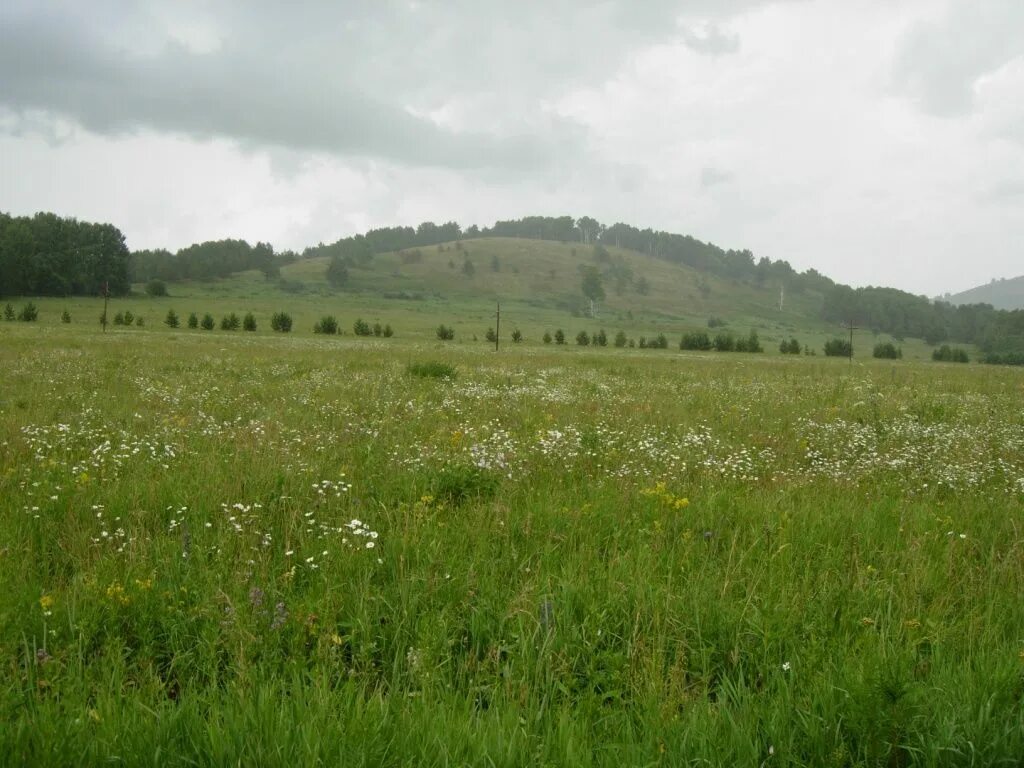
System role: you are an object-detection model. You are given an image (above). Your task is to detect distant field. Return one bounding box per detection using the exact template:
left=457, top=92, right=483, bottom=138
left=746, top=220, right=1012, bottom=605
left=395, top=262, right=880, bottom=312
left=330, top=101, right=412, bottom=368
left=2, top=321, right=1022, bottom=766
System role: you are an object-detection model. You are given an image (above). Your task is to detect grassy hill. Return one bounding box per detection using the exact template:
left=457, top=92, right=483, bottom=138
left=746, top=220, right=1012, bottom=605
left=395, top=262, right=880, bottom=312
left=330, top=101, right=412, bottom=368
left=944, top=275, right=1024, bottom=310
left=130, top=235, right=936, bottom=357
left=7, top=236, right=948, bottom=361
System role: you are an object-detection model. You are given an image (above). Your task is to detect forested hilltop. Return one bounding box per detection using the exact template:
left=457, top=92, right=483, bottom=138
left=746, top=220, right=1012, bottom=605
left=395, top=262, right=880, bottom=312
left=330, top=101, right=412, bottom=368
left=2, top=210, right=1023, bottom=362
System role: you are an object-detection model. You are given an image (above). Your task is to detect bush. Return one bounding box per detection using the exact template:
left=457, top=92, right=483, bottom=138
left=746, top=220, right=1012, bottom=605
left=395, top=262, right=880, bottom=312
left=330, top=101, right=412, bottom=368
left=373, top=323, right=382, bottom=337
left=873, top=342, right=901, bottom=359
left=353, top=318, right=372, bottom=336
left=135, top=315, right=144, bottom=327
left=113, top=312, right=125, bottom=326
left=3, top=303, right=15, bottom=321
left=123, top=310, right=135, bottom=326
left=594, top=329, right=607, bottom=347
left=164, top=309, right=179, bottom=328
left=408, top=361, right=457, bottom=379
left=145, top=279, right=168, bottom=297
left=576, top=330, right=590, bottom=346
left=511, top=329, right=523, bottom=343
left=243, top=312, right=257, bottom=332
left=735, top=330, right=762, bottom=353
left=314, top=316, right=338, bottom=335
left=543, top=331, right=552, bottom=344
left=220, top=313, right=240, bottom=331
left=779, top=338, right=801, bottom=354
left=614, top=330, right=627, bottom=348
left=653, top=333, right=669, bottom=349
left=554, top=329, right=565, bottom=345
left=270, top=312, right=292, bottom=332
left=707, top=316, right=726, bottom=328
left=383, top=324, right=394, bottom=338
left=61, top=310, right=71, bottom=323
left=713, top=332, right=735, bottom=352
left=484, top=328, right=497, bottom=343
left=932, top=345, right=969, bottom=363
left=436, top=324, right=455, bottom=341
left=824, top=338, right=852, bottom=357
left=681, top=331, right=712, bottom=351
left=200, top=313, right=215, bottom=331
left=188, top=312, right=199, bottom=329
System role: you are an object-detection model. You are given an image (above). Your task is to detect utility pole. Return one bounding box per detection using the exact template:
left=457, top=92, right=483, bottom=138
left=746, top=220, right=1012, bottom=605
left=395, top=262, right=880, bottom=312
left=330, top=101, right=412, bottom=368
left=101, top=281, right=110, bottom=332
left=494, top=301, right=500, bottom=352
left=842, top=320, right=857, bottom=364
left=779, top=283, right=785, bottom=312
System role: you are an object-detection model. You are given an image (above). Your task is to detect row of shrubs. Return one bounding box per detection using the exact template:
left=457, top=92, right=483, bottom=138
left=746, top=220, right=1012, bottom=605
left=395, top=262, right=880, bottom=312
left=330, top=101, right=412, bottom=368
left=314, top=316, right=394, bottom=336
left=3, top=302, right=38, bottom=321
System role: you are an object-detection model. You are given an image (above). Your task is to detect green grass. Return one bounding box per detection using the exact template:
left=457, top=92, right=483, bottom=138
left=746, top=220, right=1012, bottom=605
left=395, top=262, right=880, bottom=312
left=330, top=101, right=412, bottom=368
left=2, top=315, right=1022, bottom=766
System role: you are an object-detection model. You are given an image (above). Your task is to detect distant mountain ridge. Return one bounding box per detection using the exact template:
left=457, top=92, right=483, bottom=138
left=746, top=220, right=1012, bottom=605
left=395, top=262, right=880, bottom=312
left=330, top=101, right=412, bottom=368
left=943, top=276, right=1024, bottom=311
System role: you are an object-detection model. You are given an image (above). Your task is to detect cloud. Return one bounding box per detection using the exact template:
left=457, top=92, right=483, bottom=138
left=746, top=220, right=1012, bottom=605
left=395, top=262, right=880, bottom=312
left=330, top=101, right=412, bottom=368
left=891, top=0, right=1024, bottom=116
left=0, top=1, right=785, bottom=171
left=681, top=24, right=741, bottom=56
left=700, top=167, right=734, bottom=188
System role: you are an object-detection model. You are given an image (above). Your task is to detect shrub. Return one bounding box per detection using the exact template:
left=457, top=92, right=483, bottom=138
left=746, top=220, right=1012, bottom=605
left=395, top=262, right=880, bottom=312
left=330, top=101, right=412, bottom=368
left=653, top=333, right=669, bottom=349
left=932, top=345, right=969, bottom=363
left=436, top=324, right=455, bottom=341
left=408, top=361, right=457, bottom=379
left=188, top=312, right=199, bottom=329
left=707, top=316, right=726, bottom=328
left=779, top=338, right=801, bottom=354
left=576, top=330, right=590, bottom=346
left=16, top=303, right=39, bottom=322
left=270, top=312, right=292, bottom=332
left=145, top=279, right=168, bottom=297
left=373, top=323, right=382, bottom=337
left=681, top=331, right=712, bottom=351
left=220, top=313, right=240, bottom=331
left=873, top=342, right=901, bottom=359
left=3, top=303, right=15, bottom=321
left=594, top=329, right=608, bottom=347
left=164, top=309, right=179, bottom=328
left=543, top=331, right=552, bottom=344
left=383, top=324, right=394, bottom=338
left=713, top=332, right=735, bottom=352
left=314, top=316, right=338, bottom=335
left=554, top=329, right=566, bottom=345
left=511, top=329, right=523, bottom=343
left=243, top=312, right=257, bottom=332
left=614, top=330, right=627, bottom=348
left=113, top=312, right=125, bottom=326
left=638, top=336, right=647, bottom=349
left=135, top=315, right=144, bottom=327
left=735, top=330, right=762, bottom=353
left=824, top=338, right=852, bottom=357
left=125, top=311, right=136, bottom=326
left=200, top=313, right=215, bottom=331
left=485, top=328, right=497, bottom=343
left=61, top=310, right=71, bottom=324
left=353, top=318, right=372, bottom=336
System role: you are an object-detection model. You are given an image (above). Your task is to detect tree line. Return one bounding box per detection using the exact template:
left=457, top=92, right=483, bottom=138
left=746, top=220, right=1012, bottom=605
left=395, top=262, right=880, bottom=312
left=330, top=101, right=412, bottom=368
left=0, top=211, right=131, bottom=296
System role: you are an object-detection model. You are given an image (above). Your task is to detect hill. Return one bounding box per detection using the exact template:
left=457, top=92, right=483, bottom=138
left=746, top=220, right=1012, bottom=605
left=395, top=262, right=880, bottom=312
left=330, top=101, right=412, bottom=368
left=943, top=276, right=1024, bottom=310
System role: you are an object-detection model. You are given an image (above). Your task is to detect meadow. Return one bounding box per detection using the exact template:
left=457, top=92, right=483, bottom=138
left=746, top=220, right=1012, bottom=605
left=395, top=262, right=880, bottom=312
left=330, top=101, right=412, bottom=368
left=2, top=316, right=1023, bottom=766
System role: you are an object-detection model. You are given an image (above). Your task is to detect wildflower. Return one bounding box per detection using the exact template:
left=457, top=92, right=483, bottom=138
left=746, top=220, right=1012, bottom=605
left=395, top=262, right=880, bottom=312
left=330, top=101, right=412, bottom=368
left=781, top=661, right=791, bottom=672
left=39, top=594, right=54, bottom=611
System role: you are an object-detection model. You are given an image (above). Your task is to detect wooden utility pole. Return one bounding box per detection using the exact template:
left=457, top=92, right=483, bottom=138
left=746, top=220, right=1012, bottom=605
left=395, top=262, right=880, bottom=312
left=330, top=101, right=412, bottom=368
left=101, top=281, right=110, bottom=332
left=494, top=302, right=500, bottom=352
left=842, top=320, right=857, bottom=364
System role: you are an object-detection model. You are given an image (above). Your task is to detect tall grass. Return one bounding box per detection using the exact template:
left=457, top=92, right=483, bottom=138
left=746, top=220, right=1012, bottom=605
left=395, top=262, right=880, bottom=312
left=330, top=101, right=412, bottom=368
left=1, top=322, right=1023, bottom=766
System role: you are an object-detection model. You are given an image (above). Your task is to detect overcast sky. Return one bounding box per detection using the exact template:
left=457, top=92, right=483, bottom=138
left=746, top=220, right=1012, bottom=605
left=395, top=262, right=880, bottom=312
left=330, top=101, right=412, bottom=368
left=1, top=0, right=1022, bottom=296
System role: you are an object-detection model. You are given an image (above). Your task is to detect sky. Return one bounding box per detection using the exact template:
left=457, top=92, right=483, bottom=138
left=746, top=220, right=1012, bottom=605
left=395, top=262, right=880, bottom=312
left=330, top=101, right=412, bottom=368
left=1, top=0, right=1023, bottom=297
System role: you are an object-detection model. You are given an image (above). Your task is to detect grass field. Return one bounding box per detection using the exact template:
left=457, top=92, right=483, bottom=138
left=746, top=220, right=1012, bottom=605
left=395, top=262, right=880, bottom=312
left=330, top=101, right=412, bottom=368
left=2, top=315, right=1022, bottom=765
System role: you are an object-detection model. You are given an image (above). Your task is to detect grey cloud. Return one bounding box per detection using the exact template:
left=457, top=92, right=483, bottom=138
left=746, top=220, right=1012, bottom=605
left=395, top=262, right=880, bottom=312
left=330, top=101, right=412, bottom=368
left=0, top=0, right=785, bottom=170
left=891, top=0, right=1024, bottom=116
left=680, top=25, right=740, bottom=56
left=700, top=167, right=734, bottom=188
